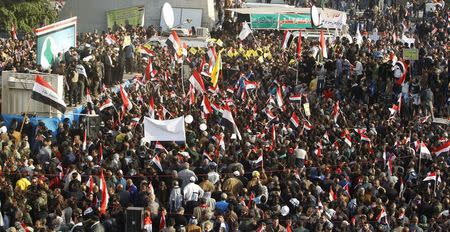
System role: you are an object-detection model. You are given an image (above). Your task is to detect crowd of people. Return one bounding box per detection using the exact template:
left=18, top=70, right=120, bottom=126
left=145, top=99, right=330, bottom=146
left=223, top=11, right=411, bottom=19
left=0, top=0, right=449, bottom=231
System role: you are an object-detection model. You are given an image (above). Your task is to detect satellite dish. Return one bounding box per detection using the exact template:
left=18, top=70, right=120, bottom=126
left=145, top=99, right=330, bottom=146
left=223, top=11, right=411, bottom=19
left=310, top=5, right=320, bottom=27
left=162, top=2, right=174, bottom=29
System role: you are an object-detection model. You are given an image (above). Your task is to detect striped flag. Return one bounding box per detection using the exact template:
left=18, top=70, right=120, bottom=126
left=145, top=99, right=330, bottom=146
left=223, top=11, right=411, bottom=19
left=289, top=94, right=302, bottom=102
left=276, top=86, right=283, bottom=108
left=148, top=97, right=155, bottom=119
left=297, top=31, right=302, bottom=58
left=432, top=140, right=450, bottom=156
left=376, top=207, right=387, bottom=223
left=303, top=119, right=313, bottom=130
left=189, top=70, right=206, bottom=93
left=281, top=31, right=292, bottom=49
left=31, top=75, right=67, bottom=113
left=166, top=31, right=182, bottom=52
left=331, top=101, right=340, bottom=122
left=290, top=112, right=300, bottom=128
left=99, top=170, right=109, bottom=214
left=320, top=30, right=328, bottom=58
left=329, top=187, right=337, bottom=201
left=201, top=95, right=213, bottom=114
left=119, top=85, right=132, bottom=112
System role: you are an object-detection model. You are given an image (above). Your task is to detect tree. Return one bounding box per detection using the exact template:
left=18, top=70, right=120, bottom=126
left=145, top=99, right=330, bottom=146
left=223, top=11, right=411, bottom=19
left=0, top=0, right=57, bottom=34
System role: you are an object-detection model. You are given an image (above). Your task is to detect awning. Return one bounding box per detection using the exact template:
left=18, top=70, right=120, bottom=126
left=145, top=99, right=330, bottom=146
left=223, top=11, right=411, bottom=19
left=226, top=7, right=343, bottom=15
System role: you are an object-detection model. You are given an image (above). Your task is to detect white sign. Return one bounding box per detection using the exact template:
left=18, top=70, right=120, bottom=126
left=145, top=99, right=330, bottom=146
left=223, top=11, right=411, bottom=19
left=320, top=11, right=347, bottom=29
left=144, top=116, right=186, bottom=141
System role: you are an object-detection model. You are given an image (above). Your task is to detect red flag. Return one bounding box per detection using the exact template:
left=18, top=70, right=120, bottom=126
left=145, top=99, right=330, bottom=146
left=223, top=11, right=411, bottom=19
left=290, top=112, right=300, bottom=128
left=11, top=25, right=18, bottom=40
left=320, top=30, right=328, bottom=58
left=247, top=192, right=255, bottom=207
left=148, top=97, right=155, bottom=118
left=99, top=170, right=109, bottom=214
left=297, top=31, right=302, bottom=59
left=201, top=95, right=213, bottom=114
left=432, top=140, right=450, bottom=156
left=159, top=211, right=166, bottom=230
left=329, top=187, right=337, bottom=201
left=331, top=101, right=340, bottom=122
left=376, top=207, right=387, bottom=223
left=276, top=86, right=283, bottom=108
left=119, top=85, right=132, bottom=112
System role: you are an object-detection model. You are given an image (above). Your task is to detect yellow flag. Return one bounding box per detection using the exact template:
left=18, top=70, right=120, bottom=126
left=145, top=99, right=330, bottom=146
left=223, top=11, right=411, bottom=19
left=227, top=49, right=234, bottom=58
left=216, top=39, right=224, bottom=47
left=189, top=47, right=198, bottom=55
left=210, top=52, right=222, bottom=87
left=258, top=56, right=264, bottom=63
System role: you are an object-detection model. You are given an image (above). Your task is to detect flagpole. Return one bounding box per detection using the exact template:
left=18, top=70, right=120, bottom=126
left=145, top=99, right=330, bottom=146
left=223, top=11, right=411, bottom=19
left=19, top=98, right=32, bottom=135
left=418, top=148, right=422, bottom=175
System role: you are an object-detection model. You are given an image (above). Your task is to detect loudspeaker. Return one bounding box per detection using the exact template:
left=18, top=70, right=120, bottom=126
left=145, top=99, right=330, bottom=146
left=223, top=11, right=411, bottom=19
left=125, top=207, right=144, bottom=232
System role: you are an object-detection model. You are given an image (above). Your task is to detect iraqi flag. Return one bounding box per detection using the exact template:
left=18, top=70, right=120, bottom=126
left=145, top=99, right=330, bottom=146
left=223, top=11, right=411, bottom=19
left=166, top=31, right=182, bottom=52
left=148, top=97, right=155, bottom=119
left=265, top=108, right=277, bottom=121
left=420, top=142, right=431, bottom=156
left=99, top=99, right=114, bottom=112
left=155, top=141, right=168, bottom=153
left=140, top=45, right=156, bottom=57
left=276, top=86, right=283, bottom=108
left=244, top=80, right=258, bottom=90
left=432, top=140, right=450, bottom=156
left=99, top=170, right=109, bottom=214
left=376, top=207, right=387, bottom=223
left=329, top=187, right=337, bottom=201
left=144, top=59, right=158, bottom=82
left=281, top=31, right=293, bottom=49
left=221, top=104, right=242, bottom=140
left=331, top=101, right=340, bottom=122
left=201, top=95, right=213, bottom=114
left=423, top=172, right=437, bottom=181
left=289, top=94, right=302, bottom=102
left=207, top=47, right=217, bottom=64
left=253, top=152, right=263, bottom=165
left=120, top=85, right=132, bottom=112
left=189, top=70, right=206, bottom=93
left=290, top=112, right=300, bottom=128
left=303, top=119, right=313, bottom=130
left=31, top=75, right=67, bottom=113
left=319, top=30, right=328, bottom=58
left=355, top=129, right=371, bottom=142
left=297, top=31, right=302, bottom=58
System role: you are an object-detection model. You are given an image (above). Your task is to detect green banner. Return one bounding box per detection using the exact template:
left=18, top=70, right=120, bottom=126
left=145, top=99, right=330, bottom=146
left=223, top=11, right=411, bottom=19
left=250, top=14, right=279, bottom=29
left=279, top=14, right=311, bottom=29
left=106, top=6, right=145, bottom=30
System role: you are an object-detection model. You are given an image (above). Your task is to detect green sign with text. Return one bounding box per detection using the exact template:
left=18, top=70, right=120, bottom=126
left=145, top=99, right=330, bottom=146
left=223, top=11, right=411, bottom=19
left=250, top=14, right=279, bottom=29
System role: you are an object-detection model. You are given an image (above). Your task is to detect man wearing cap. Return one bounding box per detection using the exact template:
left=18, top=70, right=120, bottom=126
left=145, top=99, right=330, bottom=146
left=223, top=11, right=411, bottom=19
left=183, top=176, right=204, bottom=203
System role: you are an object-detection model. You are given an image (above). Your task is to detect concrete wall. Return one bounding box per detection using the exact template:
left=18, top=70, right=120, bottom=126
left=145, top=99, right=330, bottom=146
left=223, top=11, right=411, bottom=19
left=1, top=72, right=65, bottom=117
left=59, top=0, right=216, bottom=33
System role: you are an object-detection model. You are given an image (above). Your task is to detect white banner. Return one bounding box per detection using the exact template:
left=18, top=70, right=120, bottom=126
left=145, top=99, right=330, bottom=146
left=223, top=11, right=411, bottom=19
left=320, top=11, right=347, bottom=29
left=144, top=116, right=186, bottom=142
